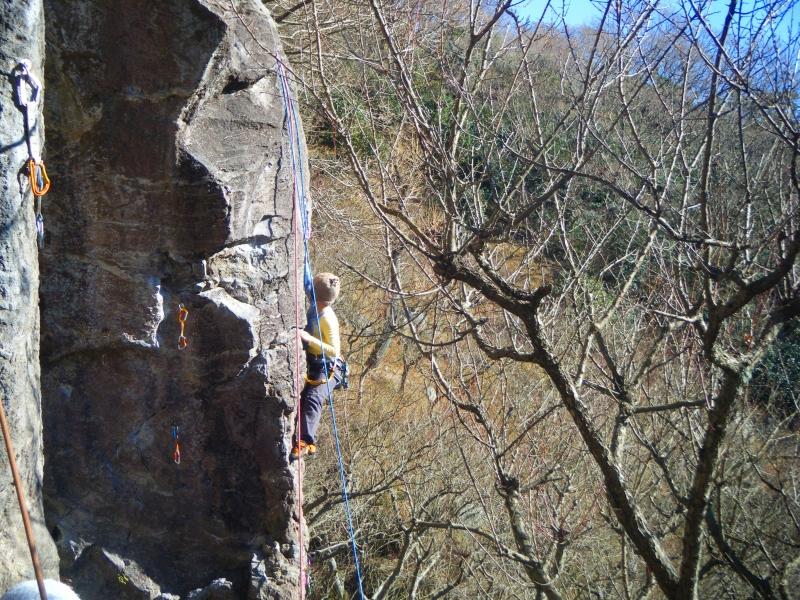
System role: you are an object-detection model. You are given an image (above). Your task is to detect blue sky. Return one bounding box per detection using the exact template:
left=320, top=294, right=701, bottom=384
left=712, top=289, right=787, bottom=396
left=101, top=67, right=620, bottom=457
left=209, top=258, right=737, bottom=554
left=512, top=0, right=799, bottom=35
left=514, top=0, right=602, bottom=27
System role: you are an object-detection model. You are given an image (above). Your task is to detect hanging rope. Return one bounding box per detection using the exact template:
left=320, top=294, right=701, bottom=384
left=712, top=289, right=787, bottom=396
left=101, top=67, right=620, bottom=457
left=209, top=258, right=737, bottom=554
left=13, top=60, right=49, bottom=249
left=276, top=52, right=365, bottom=600
left=277, top=52, right=307, bottom=600
left=0, top=397, right=49, bottom=600
left=305, top=249, right=365, bottom=600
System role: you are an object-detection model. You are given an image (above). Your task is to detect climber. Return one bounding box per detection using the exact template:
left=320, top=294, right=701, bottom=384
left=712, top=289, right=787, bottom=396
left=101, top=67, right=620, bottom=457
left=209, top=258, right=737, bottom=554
left=291, top=265, right=343, bottom=460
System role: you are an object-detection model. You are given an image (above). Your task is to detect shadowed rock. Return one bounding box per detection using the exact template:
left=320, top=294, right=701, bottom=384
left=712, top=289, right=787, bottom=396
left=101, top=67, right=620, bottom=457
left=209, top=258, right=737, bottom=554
left=70, top=545, right=161, bottom=600
left=40, top=0, right=305, bottom=597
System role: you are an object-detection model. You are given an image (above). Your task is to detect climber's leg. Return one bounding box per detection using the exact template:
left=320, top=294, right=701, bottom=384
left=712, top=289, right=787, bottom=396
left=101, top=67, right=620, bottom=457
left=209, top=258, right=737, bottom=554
left=293, top=365, right=341, bottom=447
left=299, top=380, right=327, bottom=445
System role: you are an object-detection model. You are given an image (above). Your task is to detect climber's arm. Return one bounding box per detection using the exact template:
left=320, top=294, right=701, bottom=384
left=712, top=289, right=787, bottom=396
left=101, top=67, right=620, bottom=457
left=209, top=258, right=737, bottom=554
left=303, top=312, right=340, bottom=358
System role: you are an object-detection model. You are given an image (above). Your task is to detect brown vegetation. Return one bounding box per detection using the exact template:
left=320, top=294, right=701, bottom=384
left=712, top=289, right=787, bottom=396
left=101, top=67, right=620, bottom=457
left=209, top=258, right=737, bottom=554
left=263, top=0, right=800, bottom=597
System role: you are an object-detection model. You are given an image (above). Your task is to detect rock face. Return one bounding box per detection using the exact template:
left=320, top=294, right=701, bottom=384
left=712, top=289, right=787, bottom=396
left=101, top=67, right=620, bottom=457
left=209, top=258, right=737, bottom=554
left=0, top=0, right=60, bottom=591
left=40, top=1, right=303, bottom=597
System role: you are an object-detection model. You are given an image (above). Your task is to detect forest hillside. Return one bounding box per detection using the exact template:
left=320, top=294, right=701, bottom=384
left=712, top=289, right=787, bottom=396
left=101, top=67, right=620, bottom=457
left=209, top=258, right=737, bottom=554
left=267, top=0, right=800, bottom=598
left=1, top=1, right=798, bottom=599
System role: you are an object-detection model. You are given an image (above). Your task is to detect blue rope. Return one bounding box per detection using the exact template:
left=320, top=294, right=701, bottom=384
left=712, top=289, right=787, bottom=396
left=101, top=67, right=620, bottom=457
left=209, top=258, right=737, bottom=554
left=276, top=54, right=365, bottom=599
left=305, top=246, right=366, bottom=600
left=278, top=58, right=310, bottom=240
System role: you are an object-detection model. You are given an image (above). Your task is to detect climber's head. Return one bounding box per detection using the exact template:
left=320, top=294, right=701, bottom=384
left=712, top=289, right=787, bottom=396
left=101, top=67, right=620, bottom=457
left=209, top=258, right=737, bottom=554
left=313, top=273, right=340, bottom=306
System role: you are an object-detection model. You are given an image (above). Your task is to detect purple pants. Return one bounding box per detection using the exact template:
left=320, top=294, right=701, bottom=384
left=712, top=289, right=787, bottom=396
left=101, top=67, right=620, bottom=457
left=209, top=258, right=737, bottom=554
left=296, top=364, right=342, bottom=446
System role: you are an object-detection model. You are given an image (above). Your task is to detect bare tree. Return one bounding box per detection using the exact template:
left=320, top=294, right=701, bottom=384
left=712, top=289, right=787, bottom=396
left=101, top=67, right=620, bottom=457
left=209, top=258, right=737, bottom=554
left=265, top=0, right=800, bottom=597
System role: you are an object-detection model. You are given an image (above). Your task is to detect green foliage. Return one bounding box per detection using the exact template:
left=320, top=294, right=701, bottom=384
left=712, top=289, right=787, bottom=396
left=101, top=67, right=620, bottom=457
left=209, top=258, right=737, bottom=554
left=750, top=322, right=800, bottom=419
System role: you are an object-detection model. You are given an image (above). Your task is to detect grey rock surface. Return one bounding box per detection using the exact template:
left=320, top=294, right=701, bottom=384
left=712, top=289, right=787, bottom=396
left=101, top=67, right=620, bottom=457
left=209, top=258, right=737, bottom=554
left=248, top=550, right=299, bottom=600
left=70, top=545, right=162, bottom=600
left=0, top=0, right=60, bottom=591
left=40, top=0, right=304, bottom=597
left=187, top=579, right=236, bottom=600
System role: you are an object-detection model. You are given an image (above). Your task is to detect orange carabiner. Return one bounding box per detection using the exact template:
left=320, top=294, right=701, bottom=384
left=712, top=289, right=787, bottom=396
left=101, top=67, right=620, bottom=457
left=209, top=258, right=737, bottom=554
left=27, top=159, right=50, bottom=196
left=178, top=304, right=189, bottom=349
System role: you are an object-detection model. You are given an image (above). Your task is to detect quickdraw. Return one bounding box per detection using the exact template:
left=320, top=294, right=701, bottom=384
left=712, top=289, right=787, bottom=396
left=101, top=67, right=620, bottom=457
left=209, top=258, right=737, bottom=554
left=340, top=360, right=350, bottom=389
left=172, top=421, right=181, bottom=464
left=28, top=158, right=50, bottom=196
left=13, top=60, right=49, bottom=249
left=178, top=304, right=188, bottom=349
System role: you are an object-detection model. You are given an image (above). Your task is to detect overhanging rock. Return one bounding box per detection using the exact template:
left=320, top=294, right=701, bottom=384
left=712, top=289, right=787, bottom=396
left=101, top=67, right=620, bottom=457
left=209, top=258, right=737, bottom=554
left=41, top=0, right=304, bottom=597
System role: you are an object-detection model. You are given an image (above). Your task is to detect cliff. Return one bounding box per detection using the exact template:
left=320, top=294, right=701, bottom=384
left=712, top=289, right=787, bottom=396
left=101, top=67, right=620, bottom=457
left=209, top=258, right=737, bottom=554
left=0, top=0, right=61, bottom=591
left=1, top=0, right=305, bottom=598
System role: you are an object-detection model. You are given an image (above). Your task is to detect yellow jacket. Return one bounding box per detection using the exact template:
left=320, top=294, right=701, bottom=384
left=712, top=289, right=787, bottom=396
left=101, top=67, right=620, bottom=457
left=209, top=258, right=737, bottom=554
left=305, top=306, right=340, bottom=358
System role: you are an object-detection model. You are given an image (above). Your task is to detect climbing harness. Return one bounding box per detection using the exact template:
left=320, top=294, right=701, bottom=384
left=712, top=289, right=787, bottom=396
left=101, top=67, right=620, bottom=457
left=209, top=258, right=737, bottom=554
left=0, top=398, right=49, bottom=600
left=305, top=358, right=334, bottom=385
left=277, top=51, right=365, bottom=600
left=305, top=373, right=329, bottom=385
left=305, top=357, right=349, bottom=389
left=13, top=60, right=49, bottom=249
left=177, top=304, right=188, bottom=349
left=172, top=421, right=181, bottom=464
